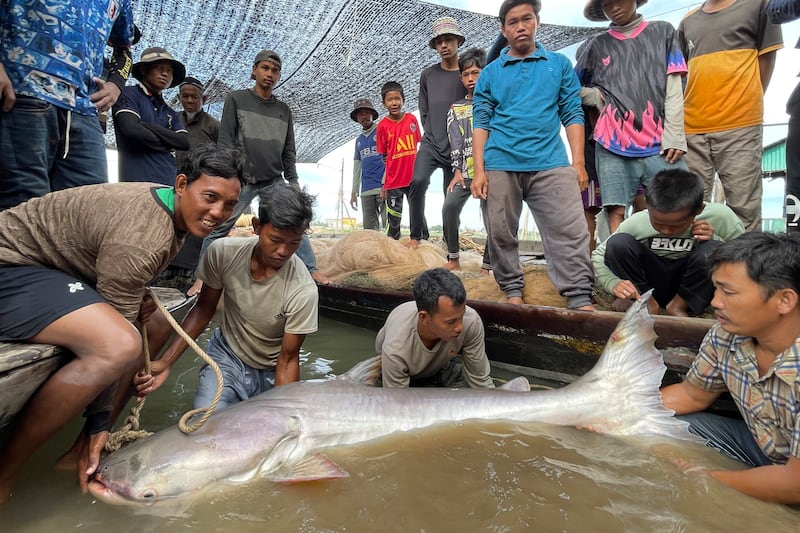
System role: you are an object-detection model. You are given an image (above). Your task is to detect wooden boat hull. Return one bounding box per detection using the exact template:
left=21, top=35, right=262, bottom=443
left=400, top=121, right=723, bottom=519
left=317, top=283, right=715, bottom=388
left=0, top=288, right=195, bottom=446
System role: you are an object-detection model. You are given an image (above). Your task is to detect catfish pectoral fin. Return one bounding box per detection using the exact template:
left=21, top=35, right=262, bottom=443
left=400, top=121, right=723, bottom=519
left=267, top=453, right=349, bottom=484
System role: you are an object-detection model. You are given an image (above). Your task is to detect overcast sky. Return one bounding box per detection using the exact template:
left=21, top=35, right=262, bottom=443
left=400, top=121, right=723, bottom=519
left=302, top=0, right=800, bottom=230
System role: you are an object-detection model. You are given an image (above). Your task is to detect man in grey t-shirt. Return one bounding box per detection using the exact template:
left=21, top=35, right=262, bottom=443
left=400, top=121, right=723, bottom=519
left=377, top=268, right=494, bottom=389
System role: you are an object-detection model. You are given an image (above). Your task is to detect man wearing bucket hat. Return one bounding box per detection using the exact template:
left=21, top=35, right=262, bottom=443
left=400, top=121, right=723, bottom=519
left=350, top=98, right=386, bottom=231
left=0, top=0, right=135, bottom=210
left=113, top=46, right=189, bottom=185
left=575, top=0, right=689, bottom=236
left=407, top=16, right=467, bottom=250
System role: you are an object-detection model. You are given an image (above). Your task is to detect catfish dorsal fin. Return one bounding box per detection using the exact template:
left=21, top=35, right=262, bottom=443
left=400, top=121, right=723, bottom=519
left=337, top=355, right=381, bottom=386
left=267, top=453, right=349, bottom=484
left=498, top=376, right=531, bottom=392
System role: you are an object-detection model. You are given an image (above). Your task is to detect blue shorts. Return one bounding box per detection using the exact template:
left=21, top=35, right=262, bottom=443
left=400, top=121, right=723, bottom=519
left=595, top=144, right=688, bottom=207
left=0, top=265, right=105, bottom=341
left=194, top=328, right=276, bottom=409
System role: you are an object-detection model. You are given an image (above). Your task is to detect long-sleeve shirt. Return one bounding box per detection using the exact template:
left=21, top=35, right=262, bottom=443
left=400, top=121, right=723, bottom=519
left=575, top=18, right=688, bottom=157
left=447, top=98, right=474, bottom=178
left=473, top=43, right=584, bottom=172
left=376, top=301, right=494, bottom=389
left=418, top=64, right=465, bottom=163
left=218, top=89, right=299, bottom=185
left=592, top=203, right=745, bottom=293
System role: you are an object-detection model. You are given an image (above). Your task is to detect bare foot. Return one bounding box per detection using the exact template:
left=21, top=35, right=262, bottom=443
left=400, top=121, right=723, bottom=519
left=611, top=298, right=634, bottom=312
left=311, top=271, right=331, bottom=285
left=647, top=298, right=661, bottom=316
left=186, top=278, right=203, bottom=297
left=443, top=259, right=460, bottom=271
left=54, top=438, right=81, bottom=471
left=665, top=295, right=690, bottom=317
left=573, top=304, right=596, bottom=311
left=481, top=268, right=491, bottom=277
left=507, top=296, right=524, bottom=305
left=407, top=239, right=420, bottom=250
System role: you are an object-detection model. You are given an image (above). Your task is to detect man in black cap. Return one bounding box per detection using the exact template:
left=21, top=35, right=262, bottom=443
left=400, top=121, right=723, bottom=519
left=112, top=46, right=189, bottom=185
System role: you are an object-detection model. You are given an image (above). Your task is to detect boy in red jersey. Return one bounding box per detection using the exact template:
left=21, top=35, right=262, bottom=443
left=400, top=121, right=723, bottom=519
left=376, top=81, right=422, bottom=240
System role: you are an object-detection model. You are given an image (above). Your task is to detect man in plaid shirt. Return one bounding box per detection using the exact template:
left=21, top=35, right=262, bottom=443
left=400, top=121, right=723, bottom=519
left=661, top=232, right=800, bottom=503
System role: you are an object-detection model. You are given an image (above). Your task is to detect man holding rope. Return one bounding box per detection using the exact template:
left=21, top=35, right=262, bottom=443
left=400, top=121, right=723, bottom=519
left=134, top=182, right=318, bottom=409
left=0, top=144, right=243, bottom=505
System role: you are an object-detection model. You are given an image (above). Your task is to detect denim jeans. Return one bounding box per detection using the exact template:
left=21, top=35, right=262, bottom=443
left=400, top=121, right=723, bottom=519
left=678, top=412, right=772, bottom=467
left=0, top=96, right=107, bottom=210
left=198, top=181, right=318, bottom=272
left=194, top=328, right=276, bottom=409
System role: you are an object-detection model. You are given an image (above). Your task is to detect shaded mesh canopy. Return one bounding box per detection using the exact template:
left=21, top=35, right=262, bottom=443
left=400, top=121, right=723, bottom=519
left=116, top=0, right=600, bottom=162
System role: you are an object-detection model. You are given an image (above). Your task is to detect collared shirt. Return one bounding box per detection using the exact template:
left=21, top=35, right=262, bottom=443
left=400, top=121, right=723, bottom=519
left=175, top=110, right=220, bottom=168
left=113, top=84, right=186, bottom=184
left=0, top=0, right=134, bottom=115
left=686, top=323, right=800, bottom=463
left=473, top=42, right=584, bottom=172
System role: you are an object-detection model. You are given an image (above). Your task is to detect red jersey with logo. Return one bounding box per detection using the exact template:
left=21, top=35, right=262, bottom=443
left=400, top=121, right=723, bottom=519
left=376, top=113, right=421, bottom=190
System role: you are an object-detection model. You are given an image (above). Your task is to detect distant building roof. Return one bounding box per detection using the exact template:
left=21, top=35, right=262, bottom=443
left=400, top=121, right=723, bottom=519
left=112, top=0, right=601, bottom=162
left=762, top=138, right=787, bottom=177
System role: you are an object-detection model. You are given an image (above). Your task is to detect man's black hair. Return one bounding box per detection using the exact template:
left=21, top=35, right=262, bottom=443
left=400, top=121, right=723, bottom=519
left=179, top=143, right=244, bottom=186
left=645, top=168, right=704, bottom=214
left=499, top=0, right=541, bottom=24
left=381, top=81, right=405, bottom=102
left=256, top=182, right=315, bottom=234
left=458, top=47, right=487, bottom=72
left=412, top=268, right=467, bottom=314
left=711, top=232, right=800, bottom=299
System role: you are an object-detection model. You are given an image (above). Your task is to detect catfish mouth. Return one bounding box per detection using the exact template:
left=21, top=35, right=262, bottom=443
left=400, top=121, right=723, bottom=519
left=88, top=475, right=157, bottom=507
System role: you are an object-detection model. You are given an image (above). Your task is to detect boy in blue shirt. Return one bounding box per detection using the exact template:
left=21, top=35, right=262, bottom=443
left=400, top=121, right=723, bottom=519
left=349, top=98, right=386, bottom=231
left=471, top=0, right=595, bottom=310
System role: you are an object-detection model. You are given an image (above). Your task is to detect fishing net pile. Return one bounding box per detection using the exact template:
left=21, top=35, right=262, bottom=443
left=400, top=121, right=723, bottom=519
left=114, top=0, right=601, bottom=162
left=311, top=230, right=568, bottom=307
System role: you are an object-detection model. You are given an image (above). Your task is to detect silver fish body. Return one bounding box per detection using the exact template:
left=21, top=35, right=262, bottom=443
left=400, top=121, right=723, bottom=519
left=89, top=293, right=694, bottom=505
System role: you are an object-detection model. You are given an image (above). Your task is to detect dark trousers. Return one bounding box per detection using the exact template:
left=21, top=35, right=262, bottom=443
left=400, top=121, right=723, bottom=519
left=441, top=178, right=491, bottom=267
left=386, top=186, right=410, bottom=240
left=408, top=145, right=454, bottom=241
left=786, top=81, right=800, bottom=233
left=604, top=233, right=721, bottom=315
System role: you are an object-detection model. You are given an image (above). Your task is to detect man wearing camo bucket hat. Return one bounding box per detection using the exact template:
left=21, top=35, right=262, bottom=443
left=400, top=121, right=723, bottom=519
left=407, top=16, right=467, bottom=250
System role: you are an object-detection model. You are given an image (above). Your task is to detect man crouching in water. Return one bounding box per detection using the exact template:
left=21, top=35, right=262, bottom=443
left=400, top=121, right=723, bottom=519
left=0, top=144, right=243, bottom=505
left=661, top=232, right=800, bottom=503
left=377, top=268, right=494, bottom=388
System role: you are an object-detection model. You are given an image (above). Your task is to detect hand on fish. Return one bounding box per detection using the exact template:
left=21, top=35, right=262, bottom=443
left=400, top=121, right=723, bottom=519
left=77, top=431, right=109, bottom=494
left=134, top=359, right=171, bottom=398
left=613, top=280, right=640, bottom=301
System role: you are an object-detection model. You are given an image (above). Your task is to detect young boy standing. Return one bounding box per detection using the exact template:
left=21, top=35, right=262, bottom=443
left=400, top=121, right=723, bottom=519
left=472, top=0, right=595, bottom=310
left=376, top=81, right=421, bottom=240
left=349, top=98, right=386, bottom=231
left=442, top=48, right=491, bottom=273
left=593, top=168, right=744, bottom=316
left=576, top=0, right=689, bottom=235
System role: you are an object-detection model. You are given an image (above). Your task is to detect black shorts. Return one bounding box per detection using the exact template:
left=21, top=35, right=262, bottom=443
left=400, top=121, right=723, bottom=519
left=0, top=265, right=105, bottom=341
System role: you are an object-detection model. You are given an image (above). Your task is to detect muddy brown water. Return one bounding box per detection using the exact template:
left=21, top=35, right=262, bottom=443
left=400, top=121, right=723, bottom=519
left=1, top=316, right=797, bottom=531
